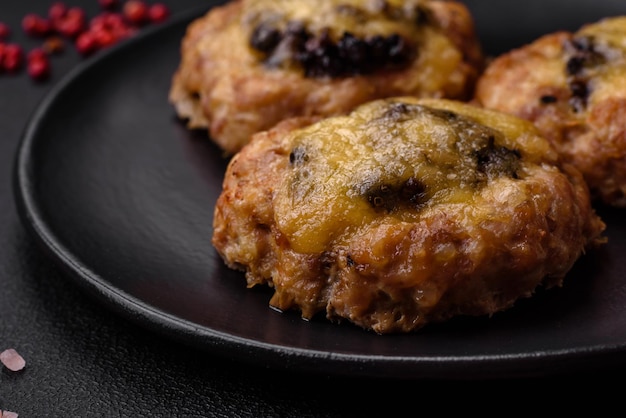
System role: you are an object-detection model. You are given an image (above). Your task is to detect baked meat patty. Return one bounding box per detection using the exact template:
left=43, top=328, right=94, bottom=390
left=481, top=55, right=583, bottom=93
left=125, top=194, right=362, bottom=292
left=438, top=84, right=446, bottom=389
left=474, top=16, right=626, bottom=207
left=169, top=0, right=484, bottom=155
left=212, top=97, right=606, bottom=334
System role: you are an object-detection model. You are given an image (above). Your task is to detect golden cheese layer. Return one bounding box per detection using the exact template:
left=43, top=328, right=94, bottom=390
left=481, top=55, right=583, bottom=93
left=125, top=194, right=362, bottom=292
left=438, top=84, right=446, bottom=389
left=576, top=16, right=626, bottom=106
left=243, top=0, right=432, bottom=40
left=274, top=98, right=555, bottom=253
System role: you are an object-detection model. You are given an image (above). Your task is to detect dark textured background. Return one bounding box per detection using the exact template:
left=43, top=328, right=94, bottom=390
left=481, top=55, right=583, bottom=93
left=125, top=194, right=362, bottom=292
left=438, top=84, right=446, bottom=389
left=1, top=1, right=624, bottom=416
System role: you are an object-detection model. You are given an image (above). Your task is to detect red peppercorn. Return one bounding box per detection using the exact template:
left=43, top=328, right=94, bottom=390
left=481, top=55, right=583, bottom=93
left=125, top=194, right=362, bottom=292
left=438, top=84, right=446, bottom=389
left=0, top=22, right=11, bottom=40
left=27, top=47, right=47, bottom=62
left=89, top=14, right=108, bottom=32
left=56, top=18, right=85, bottom=38
left=75, top=31, right=98, bottom=55
left=22, top=14, right=52, bottom=37
left=91, top=11, right=125, bottom=32
left=112, top=25, right=136, bottom=42
left=123, top=0, right=149, bottom=26
left=26, top=47, right=50, bottom=80
left=27, top=54, right=51, bottom=81
left=5, top=1, right=172, bottom=80
left=55, top=7, right=87, bottom=38
left=2, top=43, right=24, bottom=72
left=48, top=2, right=68, bottom=21
left=66, top=7, right=87, bottom=23
left=148, top=4, right=170, bottom=23
left=93, top=28, right=116, bottom=48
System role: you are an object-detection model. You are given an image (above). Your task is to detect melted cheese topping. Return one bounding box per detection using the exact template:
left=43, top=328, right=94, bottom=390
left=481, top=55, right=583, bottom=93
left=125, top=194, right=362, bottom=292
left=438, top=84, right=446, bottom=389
left=274, top=98, right=556, bottom=253
left=577, top=16, right=626, bottom=105
left=243, top=0, right=431, bottom=39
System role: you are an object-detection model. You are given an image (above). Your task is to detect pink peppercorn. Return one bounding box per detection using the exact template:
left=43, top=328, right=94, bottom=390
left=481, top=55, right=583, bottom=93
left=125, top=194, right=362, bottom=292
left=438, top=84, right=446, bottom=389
left=27, top=47, right=47, bottom=62
left=22, top=13, right=52, bottom=37
left=75, top=30, right=98, bottom=55
left=2, top=43, right=24, bottom=72
left=54, top=7, right=87, bottom=38
left=27, top=53, right=51, bottom=81
left=123, top=0, right=149, bottom=26
left=148, top=4, right=170, bottom=23
left=2, top=0, right=171, bottom=81
left=48, top=2, right=68, bottom=21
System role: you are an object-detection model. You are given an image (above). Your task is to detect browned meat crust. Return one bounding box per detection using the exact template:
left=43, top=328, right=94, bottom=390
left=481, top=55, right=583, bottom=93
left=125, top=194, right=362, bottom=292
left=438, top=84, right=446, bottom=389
left=169, top=0, right=484, bottom=155
left=212, top=97, right=606, bottom=334
left=474, top=16, right=626, bottom=207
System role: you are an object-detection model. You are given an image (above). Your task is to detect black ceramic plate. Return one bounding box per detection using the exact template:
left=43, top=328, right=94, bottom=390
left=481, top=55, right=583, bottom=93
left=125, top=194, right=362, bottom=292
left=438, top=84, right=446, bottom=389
left=13, top=1, right=626, bottom=380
